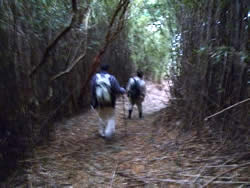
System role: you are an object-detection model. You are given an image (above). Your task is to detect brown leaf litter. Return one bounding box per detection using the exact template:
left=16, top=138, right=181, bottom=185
left=8, top=81, right=250, bottom=187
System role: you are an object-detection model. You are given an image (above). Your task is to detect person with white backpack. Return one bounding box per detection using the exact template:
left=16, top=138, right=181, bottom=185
left=91, top=64, right=126, bottom=139
left=126, top=70, right=146, bottom=119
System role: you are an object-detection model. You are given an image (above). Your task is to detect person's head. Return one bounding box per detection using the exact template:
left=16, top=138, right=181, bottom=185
left=100, top=64, right=110, bottom=72
left=137, top=70, right=143, bottom=78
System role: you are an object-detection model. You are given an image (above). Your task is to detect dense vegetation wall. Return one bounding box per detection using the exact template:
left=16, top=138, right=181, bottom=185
left=169, top=0, right=249, bottom=132
left=0, top=1, right=133, bottom=180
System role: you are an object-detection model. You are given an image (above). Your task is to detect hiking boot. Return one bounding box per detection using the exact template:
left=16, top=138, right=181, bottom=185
left=128, top=110, right=132, bottom=119
left=96, top=133, right=106, bottom=139
left=97, top=130, right=106, bottom=139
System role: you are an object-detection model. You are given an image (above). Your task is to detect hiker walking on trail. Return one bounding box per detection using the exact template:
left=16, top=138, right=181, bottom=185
left=91, top=64, right=126, bottom=139
left=126, top=70, right=146, bottom=119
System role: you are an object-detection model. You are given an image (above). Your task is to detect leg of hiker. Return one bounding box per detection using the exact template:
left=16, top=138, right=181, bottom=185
left=135, top=99, right=143, bottom=119
left=97, top=107, right=116, bottom=139
left=138, top=102, right=143, bottom=118
left=97, top=107, right=106, bottom=137
left=128, top=98, right=135, bottom=119
left=104, top=107, right=116, bottom=139
left=98, top=119, right=105, bottom=137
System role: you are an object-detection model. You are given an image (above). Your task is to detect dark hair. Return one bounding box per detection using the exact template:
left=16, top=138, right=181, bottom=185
left=100, top=64, right=110, bottom=71
left=137, top=70, right=143, bottom=78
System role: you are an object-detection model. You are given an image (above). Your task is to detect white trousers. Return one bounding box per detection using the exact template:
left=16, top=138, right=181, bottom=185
left=97, top=107, right=116, bottom=139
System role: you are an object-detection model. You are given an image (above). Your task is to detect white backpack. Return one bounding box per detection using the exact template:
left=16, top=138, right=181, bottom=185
left=95, top=73, right=112, bottom=105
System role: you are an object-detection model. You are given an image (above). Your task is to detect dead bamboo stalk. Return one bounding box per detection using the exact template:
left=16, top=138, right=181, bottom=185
left=201, top=162, right=250, bottom=187
left=109, top=161, right=118, bottom=188
left=204, top=98, right=250, bottom=121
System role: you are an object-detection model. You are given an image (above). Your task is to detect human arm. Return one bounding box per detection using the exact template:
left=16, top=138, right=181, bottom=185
left=110, top=76, right=126, bottom=94
left=126, top=78, right=134, bottom=97
left=126, top=78, right=133, bottom=91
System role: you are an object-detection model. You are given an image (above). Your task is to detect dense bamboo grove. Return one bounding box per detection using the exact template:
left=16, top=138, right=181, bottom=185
left=168, top=0, right=249, bottom=132
left=0, top=0, right=132, bottom=179
left=0, top=0, right=249, bottom=182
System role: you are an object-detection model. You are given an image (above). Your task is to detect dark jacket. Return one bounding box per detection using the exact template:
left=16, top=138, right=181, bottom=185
left=91, top=71, right=125, bottom=108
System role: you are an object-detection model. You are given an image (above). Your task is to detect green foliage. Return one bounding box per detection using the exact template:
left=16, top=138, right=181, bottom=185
left=0, top=0, right=72, bottom=39
left=88, top=0, right=122, bottom=50
left=197, top=46, right=249, bottom=65
left=128, top=0, right=173, bottom=80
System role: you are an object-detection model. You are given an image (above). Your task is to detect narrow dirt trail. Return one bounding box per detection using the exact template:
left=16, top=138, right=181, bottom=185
left=26, top=81, right=175, bottom=187
left=23, top=81, right=250, bottom=188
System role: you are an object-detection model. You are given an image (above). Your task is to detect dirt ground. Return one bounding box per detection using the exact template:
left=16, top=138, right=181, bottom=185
left=10, top=81, right=250, bottom=187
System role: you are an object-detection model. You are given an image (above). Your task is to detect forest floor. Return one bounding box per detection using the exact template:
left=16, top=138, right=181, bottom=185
left=11, top=81, right=250, bottom=187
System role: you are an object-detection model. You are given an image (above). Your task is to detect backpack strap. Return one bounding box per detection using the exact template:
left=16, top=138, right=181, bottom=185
left=132, top=77, right=136, bottom=85
left=133, top=77, right=140, bottom=88
left=96, top=73, right=111, bottom=86
left=96, top=73, right=110, bottom=79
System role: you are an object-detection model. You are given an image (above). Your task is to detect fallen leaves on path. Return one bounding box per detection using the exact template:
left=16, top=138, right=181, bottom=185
left=10, top=80, right=250, bottom=187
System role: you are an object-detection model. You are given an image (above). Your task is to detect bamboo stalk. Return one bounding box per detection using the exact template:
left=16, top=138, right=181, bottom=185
left=202, top=162, right=250, bottom=187
left=204, top=98, right=250, bottom=121
left=109, top=162, right=118, bottom=188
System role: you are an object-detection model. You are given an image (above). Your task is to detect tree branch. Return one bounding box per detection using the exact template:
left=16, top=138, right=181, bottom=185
left=29, top=0, right=78, bottom=78
left=72, top=0, right=77, bottom=13
left=204, top=98, right=250, bottom=121
left=50, top=53, right=87, bottom=81
left=105, top=0, right=130, bottom=44
left=78, top=0, right=130, bottom=102
left=50, top=6, right=91, bottom=81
